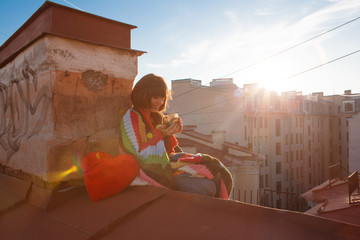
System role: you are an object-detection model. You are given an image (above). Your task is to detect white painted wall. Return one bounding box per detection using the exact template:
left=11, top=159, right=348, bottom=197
left=349, top=113, right=360, bottom=173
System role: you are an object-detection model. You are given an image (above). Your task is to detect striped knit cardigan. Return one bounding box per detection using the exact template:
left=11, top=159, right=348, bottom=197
left=120, top=108, right=233, bottom=199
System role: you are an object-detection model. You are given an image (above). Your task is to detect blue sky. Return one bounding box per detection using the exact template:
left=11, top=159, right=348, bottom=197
left=1, top=0, right=359, bottom=95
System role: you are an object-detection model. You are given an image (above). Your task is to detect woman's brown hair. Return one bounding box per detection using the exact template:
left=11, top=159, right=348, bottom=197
left=131, top=73, right=170, bottom=112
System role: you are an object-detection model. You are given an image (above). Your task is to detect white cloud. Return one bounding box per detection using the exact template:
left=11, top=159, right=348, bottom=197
left=254, top=8, right=275, bottom=16
left=224, top=11, right=241, bottom=25
left=145, top=63, right=167, bottom=68
left=148, top=0, right=360, bottom=82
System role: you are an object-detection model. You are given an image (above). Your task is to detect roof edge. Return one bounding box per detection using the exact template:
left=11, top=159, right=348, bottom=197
left=0, top=33, right=146, bottom=69
left=0, top=1, right=137, bottom=51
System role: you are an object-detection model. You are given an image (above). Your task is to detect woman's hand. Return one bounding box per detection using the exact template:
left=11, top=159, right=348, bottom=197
left=158, top=117, right=183, bottom=137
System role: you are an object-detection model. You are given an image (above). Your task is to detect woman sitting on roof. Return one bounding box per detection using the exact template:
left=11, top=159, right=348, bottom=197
left=120, top=73, right=233, bottom=199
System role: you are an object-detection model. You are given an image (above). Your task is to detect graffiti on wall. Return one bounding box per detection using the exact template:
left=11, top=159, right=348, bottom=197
left=0, top=64, right=52, bottom=164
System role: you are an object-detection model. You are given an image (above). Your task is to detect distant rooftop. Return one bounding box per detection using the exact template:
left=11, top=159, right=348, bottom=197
left=302, top=177, right=360, bottom=226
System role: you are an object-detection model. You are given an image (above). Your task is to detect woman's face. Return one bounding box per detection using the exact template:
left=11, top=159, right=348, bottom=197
left=149, top=96, right=165, bottom=113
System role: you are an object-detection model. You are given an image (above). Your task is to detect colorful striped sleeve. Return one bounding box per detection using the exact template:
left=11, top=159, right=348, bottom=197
left=120, top=109, right=174, bottom=187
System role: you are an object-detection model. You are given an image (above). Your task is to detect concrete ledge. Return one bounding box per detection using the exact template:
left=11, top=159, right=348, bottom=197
left=0, top=173, right=32, bottom=214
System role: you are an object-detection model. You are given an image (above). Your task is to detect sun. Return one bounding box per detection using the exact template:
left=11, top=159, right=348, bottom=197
left=245, top=57, right=300, bottom=94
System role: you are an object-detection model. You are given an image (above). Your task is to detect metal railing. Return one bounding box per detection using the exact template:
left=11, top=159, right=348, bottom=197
left=259, top=189, right=308, bottom=211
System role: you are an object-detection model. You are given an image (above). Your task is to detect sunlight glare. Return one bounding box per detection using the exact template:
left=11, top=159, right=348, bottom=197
left=48, top=165, right=79, bottom=182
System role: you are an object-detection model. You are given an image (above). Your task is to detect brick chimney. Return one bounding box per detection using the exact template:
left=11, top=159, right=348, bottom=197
left=344, top=90, right=352, bottom=95
left=0, top=2, right=144, bottom=186
left=211, top=130, right=226, bottom=150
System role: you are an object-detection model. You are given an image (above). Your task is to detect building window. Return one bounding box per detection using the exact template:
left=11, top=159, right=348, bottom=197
left=254, top=117, right=256, bottom=128
left=275, top=99, right=280, bottom=110
left=265, top=174, right=268, bottom=187
left=343, top=101, right=355, bottom=112
left=244, top=126, right=247, bottom=141
left=285, top=152, right=289, bottom=163
left=260, top=117, right=263, bottom=128
left=260, top=175, right=264, bottom=188
left=276, top=119, right=281, bottom=136
left=296, top=150, right=299, bottom=161
left=308, top=125, right=311, bottom=135
left=296, top=134, right=299, bottom=144
left=296, top=167, right=299, bottom=178
left=300, top=133, right=303, bottom=144
left=308, top=156, right=312, bottom=167
left=276, top=162, right=282, bottom=174
left=308, top=140, right=311, bottom=151
left=330, top=119, right=332, bottom=132
left=309, top=173, right=312, bottom=184
left=285, top=134, right=288, bottom=145
left=276, top=181, right=282, bottom=192
left=265, top=155, right=268, bottom=167
left=286, top=169, right=289, bottom=181
left=276, top=143, right=281, bottom=155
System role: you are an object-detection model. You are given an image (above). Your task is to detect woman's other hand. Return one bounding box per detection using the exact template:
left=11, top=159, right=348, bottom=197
left=158, top=117, right=183, bottom=137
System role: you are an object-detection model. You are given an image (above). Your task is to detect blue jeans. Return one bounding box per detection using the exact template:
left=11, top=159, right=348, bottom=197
left=174, top=173, right=216, bottom=197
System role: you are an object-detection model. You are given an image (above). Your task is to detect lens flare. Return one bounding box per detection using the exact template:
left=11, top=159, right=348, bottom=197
left=48, top=165, right=79, bottom=182
left=48, top=153, right=83, bottom=181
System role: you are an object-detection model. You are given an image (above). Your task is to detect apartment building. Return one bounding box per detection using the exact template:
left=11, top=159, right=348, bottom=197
left=169, top=78, right=358, bottom=210
left=338, top=90, right=360, bottom=173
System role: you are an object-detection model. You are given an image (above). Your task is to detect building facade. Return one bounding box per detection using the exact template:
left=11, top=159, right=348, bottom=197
left=340, top=91, right=360, bottom=173
left=168, top=78, right=359, bottom=210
